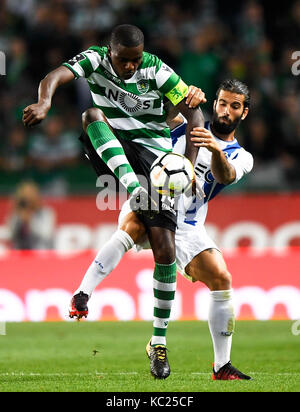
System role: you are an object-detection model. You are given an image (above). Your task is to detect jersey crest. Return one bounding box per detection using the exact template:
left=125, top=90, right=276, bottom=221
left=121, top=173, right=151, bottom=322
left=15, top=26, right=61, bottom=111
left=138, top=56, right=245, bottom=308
left=136, top=79, right=150, bottom=94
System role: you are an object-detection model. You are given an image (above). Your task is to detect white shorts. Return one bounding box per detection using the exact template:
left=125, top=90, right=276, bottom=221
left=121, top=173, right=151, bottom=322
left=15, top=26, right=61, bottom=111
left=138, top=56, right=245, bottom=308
left=174, top=221, right=220, bottom=281
left=118, top=200, right=220, bottom=281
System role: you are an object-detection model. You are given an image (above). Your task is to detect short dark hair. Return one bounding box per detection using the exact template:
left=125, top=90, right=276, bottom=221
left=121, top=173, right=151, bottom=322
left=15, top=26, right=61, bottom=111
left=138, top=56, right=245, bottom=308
left=110, top=24, right=144, bottom=48
left=216, top=79, right=250, bottom=109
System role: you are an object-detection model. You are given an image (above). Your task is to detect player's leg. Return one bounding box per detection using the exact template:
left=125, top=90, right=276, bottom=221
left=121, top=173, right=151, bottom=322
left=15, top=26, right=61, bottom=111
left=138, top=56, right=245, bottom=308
left=146, top=226, right=177, bottom=379
left=185, top=248, right=231, bottom=290
left=82, top=108, right=141, bottom=194
left=185, top=249, right=251, bottom=380
left=69, top=211, right=146, bottom=319
left=185, top=249, right=234, bottom=369
left=75, top=211, right=145, bottom=296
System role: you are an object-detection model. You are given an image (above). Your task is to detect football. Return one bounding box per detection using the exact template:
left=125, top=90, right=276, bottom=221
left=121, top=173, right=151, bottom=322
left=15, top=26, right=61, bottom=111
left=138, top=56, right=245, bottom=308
left=150, top=153, right=195, bottom=197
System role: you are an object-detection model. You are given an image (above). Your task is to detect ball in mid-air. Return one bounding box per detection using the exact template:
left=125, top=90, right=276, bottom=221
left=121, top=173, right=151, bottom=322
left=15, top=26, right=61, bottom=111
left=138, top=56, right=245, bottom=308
left=150, top=153, right=195, bottom=197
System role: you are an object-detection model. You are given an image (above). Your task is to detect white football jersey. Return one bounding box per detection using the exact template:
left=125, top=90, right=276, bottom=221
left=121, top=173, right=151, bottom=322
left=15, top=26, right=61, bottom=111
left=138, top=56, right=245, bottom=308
left=171, top=119, right=254, bottom=227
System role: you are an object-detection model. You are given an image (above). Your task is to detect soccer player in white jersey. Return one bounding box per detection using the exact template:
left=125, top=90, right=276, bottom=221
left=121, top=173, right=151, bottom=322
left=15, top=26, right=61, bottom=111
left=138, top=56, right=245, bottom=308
left=163, top=78, right=253, bottom=380
left=22, top=24, right=206, bottom=380
left=72, top=79, right=254, bottom=380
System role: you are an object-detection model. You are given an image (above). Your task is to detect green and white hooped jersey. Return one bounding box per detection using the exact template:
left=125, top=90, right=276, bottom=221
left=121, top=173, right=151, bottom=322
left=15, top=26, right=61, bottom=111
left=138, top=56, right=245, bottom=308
left=63, top=46, right=188, bottom=156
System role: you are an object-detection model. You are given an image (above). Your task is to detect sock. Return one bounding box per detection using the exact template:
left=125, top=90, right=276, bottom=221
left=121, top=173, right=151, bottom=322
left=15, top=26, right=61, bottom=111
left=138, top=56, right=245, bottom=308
left=74, top=230, right=134, bottom=296
left=208, top=289, right=235, bottom=372
left=87, top=120, right=140, bottom=194
left=151, top=261, right=177, bottom=346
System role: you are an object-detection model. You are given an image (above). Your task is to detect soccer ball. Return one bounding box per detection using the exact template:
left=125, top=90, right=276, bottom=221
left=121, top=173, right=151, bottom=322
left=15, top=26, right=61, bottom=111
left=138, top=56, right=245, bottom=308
left=150, top=153, right=195, bottom=197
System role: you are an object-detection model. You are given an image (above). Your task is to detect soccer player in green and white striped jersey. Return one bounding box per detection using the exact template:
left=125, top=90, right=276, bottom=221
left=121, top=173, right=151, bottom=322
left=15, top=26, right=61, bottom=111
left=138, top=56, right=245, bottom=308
left=63, top=45, right=187, bottom=157
left=23, top=24, right=205, bottom=379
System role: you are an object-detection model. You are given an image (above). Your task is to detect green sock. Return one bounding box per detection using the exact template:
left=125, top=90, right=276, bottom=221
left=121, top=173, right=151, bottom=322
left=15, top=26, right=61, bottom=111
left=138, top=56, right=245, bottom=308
left=87, top=121, right=140, bottom=194
left=152, top=261, right=177, bottom=346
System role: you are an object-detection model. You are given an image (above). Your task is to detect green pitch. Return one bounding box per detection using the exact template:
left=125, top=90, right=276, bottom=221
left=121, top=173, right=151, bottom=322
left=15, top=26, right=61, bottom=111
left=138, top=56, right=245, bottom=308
left=0, top=320, right=299, bottom=392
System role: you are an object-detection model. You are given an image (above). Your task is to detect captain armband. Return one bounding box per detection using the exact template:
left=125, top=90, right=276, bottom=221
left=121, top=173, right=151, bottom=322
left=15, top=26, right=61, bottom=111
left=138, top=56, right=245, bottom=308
left=165, top=79, right=189, bottom=106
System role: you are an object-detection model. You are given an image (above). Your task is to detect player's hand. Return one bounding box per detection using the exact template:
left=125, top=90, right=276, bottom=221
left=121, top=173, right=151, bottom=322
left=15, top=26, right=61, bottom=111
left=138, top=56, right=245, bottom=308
left=190, top=127, right=221, bottom=154
left=22, top=102, right=51, bottom=127
left=185, top=86, right=207, bottom=108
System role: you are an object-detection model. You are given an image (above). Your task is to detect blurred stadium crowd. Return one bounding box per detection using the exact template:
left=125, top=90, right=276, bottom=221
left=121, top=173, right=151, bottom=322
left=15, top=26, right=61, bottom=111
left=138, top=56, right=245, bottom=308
left=0, top=0, right=299, bottom=195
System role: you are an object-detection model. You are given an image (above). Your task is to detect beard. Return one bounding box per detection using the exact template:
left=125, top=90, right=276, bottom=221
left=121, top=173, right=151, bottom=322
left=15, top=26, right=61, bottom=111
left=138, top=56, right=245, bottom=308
left=211, top=109, right=243, bottom=135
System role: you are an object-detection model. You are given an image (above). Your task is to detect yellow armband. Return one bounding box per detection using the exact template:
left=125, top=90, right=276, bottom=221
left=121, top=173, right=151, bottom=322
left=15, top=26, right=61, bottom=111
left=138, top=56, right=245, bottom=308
left=165, top=79, right=189, bottom=106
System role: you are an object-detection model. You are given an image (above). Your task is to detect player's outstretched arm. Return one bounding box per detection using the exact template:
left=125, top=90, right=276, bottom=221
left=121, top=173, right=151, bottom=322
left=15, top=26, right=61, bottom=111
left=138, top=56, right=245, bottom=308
left=175, top=100, right=205, bottom=165
left=23, top=66, right=75, bottom=127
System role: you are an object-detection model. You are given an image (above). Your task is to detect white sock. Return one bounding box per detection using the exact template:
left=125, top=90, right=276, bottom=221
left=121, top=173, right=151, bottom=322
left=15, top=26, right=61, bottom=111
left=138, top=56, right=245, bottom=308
left=74, top=230, right=134, bottom=296
left=208, top=289, right=235, bottom=372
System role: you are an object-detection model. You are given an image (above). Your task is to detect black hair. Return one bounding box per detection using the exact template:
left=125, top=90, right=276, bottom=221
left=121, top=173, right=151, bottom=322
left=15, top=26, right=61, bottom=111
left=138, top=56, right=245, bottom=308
left=216, top=79, right=250, bottom=109
left=110, top=24, right=144, bottom=48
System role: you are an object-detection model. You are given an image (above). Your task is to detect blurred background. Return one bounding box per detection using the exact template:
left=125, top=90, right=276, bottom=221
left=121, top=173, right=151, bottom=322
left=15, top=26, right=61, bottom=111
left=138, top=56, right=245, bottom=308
left=0, top=0, right=299, bottom=195
left=0, top=0, right=299, bottom=322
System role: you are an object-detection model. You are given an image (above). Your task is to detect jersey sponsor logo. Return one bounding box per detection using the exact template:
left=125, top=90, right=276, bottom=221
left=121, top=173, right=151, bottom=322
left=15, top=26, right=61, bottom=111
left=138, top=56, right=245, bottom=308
left=136, top=79, right=150, bottom=94
left=119, top=92, right=142, bottom=113
left=104, top=88, right=151, bottom=113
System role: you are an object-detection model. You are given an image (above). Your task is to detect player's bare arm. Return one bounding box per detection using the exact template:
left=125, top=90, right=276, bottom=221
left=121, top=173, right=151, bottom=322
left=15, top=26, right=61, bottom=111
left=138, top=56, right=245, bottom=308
left=165, top=86, right=206, bottom=130
left=191, top=127, right=236, bottom=184
left=175, top=101, right=205, bottom=165
left=23, top=66, right=75, bottom=127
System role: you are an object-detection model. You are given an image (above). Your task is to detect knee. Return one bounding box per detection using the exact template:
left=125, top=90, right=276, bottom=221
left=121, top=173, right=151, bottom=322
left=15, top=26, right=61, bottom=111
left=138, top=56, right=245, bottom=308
left=153, top=244, right=176, bottom=264
left=149, top=228, right=176, bottom=264
left=130, top=221, right=146, bottom=244
left=209, top=269, right=232, bottom=291
left=121, top=216, right=146, bottom=244
left=82, top=108, right=105, bottom=131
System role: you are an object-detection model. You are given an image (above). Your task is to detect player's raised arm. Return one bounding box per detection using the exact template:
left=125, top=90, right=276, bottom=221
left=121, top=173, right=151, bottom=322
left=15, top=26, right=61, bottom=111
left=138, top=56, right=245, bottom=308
left=162, top=78, right=205, bottom=165
left=23, top=66, right=75, bottom=127
left=175, top=99, right=205, bottom=165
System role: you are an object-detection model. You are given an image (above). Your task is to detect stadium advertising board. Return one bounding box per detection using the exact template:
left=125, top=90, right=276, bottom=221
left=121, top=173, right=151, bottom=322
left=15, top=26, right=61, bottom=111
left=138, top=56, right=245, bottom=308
left=0, top=249, right=299, bottom=321
left=0, top=194, right=299, bottom=321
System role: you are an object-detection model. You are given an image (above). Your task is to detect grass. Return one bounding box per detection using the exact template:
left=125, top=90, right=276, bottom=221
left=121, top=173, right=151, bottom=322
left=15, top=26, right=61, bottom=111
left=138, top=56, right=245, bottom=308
left=0, top=320, right=299, bottom=392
